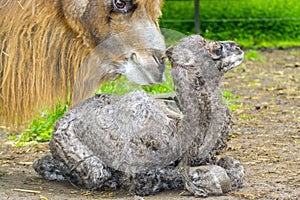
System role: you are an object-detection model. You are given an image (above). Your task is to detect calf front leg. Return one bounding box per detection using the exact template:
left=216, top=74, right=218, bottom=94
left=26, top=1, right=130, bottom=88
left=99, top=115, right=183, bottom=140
left=50, top=113, right=116, bottom=190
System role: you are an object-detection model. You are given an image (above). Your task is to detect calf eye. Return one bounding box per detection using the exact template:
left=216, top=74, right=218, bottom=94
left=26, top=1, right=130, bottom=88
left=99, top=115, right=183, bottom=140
left=213, top=45, right=223, bottom=56
left=210, top=45, right=223, bottom=60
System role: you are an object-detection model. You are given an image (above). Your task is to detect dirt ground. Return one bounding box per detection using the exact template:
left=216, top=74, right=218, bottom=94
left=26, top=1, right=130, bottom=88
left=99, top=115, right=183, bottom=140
left=0, top=49, right=299, bottom=200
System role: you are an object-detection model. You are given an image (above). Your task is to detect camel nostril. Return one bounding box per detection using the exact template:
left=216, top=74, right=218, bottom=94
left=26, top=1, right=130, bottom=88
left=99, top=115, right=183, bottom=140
left=130, top=52, right=139, bottom=64
left=153, top=54, right=166, bottom=67
left=152, top=49, right=166, bottom=64
left=152, top=55, right=160, bottom=64
left=152, top=53, right=165, bottom=71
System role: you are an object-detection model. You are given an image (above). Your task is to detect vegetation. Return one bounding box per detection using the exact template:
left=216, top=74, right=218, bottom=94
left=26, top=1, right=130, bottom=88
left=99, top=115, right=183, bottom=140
left=244, top=50, right=266, bottom=62
left=11, top=102, right=68, bottom=146
left=160, top=0, right=300, bottom=48
left=222, top=90, right=243, bottom=112
left=12, top=66, right=174, bottom=145
left=97, top=64, right=174, bottom=95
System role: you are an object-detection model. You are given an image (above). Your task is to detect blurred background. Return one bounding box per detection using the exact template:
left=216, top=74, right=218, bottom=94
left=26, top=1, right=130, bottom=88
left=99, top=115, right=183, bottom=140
left=160, top=0, right=300, bottom=48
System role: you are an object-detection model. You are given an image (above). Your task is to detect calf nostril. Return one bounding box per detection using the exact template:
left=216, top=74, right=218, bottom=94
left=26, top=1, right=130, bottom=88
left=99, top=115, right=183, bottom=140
left=235, top=46, right=242, bottom=53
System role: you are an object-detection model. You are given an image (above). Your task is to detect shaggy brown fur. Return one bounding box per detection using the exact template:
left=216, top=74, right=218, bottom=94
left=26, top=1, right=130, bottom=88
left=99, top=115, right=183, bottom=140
left=0, top=0, right=164, bottom=128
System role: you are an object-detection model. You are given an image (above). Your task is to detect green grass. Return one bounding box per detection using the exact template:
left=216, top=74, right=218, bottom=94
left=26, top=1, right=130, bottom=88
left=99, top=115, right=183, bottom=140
left=97, top=64, right=174, bottom=95
left=12, top=101, right=68, bottom=146
left=160, top=0, right=300, bottom=49
left=222, top=90, right=243, bottom=112
left=240, top=115, right=254, bottom=120
left=11, top=65, right=174, bottom=146
left=244, top=50, right=266, bottom=62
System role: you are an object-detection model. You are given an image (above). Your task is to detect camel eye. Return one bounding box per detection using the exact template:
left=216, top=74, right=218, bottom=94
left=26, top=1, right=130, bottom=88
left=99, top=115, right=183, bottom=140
left=114, top=0, right=126, bottom=9
left=112, top=0, right=135, bottom=13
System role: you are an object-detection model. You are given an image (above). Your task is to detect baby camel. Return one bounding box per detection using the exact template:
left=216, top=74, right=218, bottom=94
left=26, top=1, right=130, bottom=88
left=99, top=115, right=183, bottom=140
left=34, top=35, right=244, bottom=196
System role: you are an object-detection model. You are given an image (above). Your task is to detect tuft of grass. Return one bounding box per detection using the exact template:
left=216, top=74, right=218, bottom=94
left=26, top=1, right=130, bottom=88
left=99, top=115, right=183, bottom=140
left=222, top=90, right=243, bottom=112
left=12, top=101, right=68, bottom=146
left=97, top=63, right=174, bottom=95
left=240, top=115, right=254, bottom=120
left=244, top=50, right=266, bottom=62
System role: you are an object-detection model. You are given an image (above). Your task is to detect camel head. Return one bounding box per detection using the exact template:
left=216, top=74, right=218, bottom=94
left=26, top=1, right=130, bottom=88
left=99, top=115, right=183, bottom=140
left=0, top=0, right=166, bottom=126
left=61, top=0, right=166, bottom=86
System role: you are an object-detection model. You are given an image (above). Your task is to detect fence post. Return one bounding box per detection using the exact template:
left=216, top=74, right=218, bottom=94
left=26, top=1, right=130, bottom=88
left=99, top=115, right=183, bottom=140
left=195, top=0, right=200, bottom=34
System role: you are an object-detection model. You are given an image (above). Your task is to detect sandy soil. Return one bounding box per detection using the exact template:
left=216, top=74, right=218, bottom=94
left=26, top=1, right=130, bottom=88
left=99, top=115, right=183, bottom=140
left=0, top=49, right=299, bottom=200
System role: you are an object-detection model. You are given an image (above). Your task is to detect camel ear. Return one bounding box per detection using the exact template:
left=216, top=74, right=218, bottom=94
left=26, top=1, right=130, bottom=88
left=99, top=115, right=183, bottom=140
left=62, top=0, right=89, bottom=19
left=61, top=0, right=94, bottom=46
